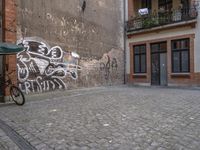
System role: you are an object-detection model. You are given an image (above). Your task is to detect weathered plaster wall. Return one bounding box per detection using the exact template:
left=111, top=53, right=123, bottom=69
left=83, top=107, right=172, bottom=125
left=16, top=0, right=124, bottom=94
left=194, top=9, right=200, bottom=72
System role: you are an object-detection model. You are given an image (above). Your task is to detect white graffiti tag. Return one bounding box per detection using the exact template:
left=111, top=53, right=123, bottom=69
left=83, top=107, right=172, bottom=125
left=17, top=37, right=81, bottom=94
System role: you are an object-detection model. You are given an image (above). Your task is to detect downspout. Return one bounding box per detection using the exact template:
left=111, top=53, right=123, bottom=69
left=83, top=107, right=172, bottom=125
left=123, top=0, right=127, bottom=84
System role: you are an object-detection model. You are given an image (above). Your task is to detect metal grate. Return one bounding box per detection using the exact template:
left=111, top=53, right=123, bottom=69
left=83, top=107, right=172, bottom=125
left=0, top=119, right=36, bottom=150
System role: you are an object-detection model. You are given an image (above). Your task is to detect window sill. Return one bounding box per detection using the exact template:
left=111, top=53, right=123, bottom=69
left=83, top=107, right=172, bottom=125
left=133, top=73, right=147, bottom=78
left=171, top=73, right=190, bottom=78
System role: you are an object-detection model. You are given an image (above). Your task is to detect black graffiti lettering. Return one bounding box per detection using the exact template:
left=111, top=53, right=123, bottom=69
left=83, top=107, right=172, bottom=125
left=111, top=58, right=118, bottom=70
left=100, top=55, right=118, bottom=80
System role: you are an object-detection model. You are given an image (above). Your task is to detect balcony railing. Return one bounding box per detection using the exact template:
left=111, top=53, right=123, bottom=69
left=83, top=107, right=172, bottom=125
left=127, top=8, right=198, bottom=32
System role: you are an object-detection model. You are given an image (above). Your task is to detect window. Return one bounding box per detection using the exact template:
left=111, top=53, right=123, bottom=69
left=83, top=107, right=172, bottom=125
left=151, top=42, right=167, bottom=53
left=159, top=0, right=172, bottom=11
left=181, top=0, right=189, bottom=10
left=141, top=0, right=151, bottom=10
left=172, top=38, right=190, bottom=73
left=133, top=45, right=146, bottom=73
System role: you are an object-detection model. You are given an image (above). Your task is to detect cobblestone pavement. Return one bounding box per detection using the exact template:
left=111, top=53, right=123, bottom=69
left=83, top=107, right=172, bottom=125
left=0, top=128, right=19, bottom=150
left=0, top=86, right=200, bottom=150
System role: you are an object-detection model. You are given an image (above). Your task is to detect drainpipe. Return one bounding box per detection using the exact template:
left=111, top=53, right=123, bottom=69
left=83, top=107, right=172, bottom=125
left=123, top=0, right=127, bottom=84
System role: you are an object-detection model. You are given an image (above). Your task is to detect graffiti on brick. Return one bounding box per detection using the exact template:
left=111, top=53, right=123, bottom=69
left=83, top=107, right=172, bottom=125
left=100, top=55, right=118, bottom=80
left=17, top=37, right=81, bottom=94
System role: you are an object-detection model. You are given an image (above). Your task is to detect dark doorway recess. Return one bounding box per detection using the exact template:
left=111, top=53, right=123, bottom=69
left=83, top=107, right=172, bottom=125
left=151, top=42, right=167, bottom=86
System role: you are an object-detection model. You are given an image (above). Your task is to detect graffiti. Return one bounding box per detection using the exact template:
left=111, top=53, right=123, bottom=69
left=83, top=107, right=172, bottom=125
left=18, top=76, right=66, bottom=94
left=100, top=55, right=118, bottom=80
left=17, top=37, right=81, bottom=94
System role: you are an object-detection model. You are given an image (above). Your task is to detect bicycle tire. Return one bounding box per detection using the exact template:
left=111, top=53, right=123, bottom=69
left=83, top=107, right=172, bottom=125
left=10, top=86, right=25, bottom=105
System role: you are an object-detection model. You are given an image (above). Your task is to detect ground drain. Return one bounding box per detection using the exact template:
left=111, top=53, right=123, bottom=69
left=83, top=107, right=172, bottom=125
left=0, top=119, right=36, bottom=150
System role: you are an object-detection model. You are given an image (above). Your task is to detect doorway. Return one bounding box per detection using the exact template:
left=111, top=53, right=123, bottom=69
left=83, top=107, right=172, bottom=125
left=181, top=0, right=190, bottom=19
left=151, top=42, right=167, bottom=86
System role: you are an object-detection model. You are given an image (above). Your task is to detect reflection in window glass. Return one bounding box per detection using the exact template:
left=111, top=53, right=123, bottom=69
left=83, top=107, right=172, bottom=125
left=160, top=43, right=167, bottom=51
left=181, top=51, right=189, bottom=72
left=134, top=55, right=140, bottom=73
left=141, top=55, right=146, bottom=73
left=173, top=52, right=180, bottom=73
left=151, top=44, right=158, bottom=53
left=134, top=46, right=140, bottom=54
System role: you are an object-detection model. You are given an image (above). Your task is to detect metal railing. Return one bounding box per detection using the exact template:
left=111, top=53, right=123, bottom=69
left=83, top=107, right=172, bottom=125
left=127, top=8, right=198, bottom=32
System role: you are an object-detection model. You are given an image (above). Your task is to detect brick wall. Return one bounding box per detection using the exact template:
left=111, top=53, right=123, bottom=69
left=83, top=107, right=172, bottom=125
left=128, top=0, right=134, bottom=19
left=4, top=0, right=17, bottom=95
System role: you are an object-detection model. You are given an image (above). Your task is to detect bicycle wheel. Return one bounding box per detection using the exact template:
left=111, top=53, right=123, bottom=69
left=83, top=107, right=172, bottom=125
left=10, top=86, right=25, bottom=105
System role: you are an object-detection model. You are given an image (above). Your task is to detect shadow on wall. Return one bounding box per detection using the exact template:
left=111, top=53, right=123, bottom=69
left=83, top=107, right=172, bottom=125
left=17, top=37, right=81, bottom=94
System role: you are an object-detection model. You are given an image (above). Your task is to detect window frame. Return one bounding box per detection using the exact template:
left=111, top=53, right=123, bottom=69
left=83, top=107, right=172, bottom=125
left=158, top=0, right=172, bottom=11
left=141, top=0, right=152, bottom=10
left=171, top=38, right=190, bottom=73
left=133, top=44, right=147, bottom=74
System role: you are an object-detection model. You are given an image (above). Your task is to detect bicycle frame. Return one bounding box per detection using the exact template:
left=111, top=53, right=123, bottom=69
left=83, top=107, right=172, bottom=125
left=0, top=71, right=15, bottom=92
left=0, top=70, right=25, bottom=105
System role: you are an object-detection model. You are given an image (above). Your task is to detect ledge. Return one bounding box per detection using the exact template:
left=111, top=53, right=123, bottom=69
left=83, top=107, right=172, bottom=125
left=171, top=73, right=191, bottom=78
left=133, top=74, right=147, bottom=78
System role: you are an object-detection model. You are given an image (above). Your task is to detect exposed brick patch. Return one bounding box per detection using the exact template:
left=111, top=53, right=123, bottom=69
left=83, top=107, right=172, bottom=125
left=3, top=0, right=17, bottom=96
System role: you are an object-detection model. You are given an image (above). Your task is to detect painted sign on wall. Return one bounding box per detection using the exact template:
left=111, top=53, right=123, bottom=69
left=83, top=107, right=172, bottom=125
left=17, top=37, right=81, bottom=94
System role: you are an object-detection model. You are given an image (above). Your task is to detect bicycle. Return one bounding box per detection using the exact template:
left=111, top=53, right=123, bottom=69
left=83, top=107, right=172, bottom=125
left=0, top=70, right=25, bottom=105
left=0, top=42, right=25, bottom=105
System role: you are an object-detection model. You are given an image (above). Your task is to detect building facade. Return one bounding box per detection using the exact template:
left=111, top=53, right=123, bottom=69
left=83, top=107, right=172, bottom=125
left=0, top=0, right=125, bottom=100
left=126, top=0, right=200, bottom=87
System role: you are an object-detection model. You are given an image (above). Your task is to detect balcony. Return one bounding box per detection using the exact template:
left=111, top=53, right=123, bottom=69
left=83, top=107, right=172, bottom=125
left=127, top=8, right=198, bottom=33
